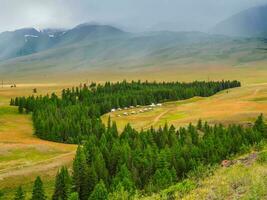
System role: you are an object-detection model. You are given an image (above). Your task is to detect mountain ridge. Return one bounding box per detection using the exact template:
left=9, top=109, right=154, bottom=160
left=212, top=4, right=267, bottom=37
left=0, top=24, right=127, bottom=61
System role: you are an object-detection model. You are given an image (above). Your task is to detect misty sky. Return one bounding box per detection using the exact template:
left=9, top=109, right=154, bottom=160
left=1, top=0, right=267, bottom=32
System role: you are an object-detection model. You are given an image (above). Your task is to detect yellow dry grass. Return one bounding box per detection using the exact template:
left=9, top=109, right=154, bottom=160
left=0, top=86, right=77, bottom=199
left=102, top=83, right=267, bottom=132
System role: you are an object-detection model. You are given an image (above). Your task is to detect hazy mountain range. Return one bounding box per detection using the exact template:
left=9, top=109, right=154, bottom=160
left=212, top=4, right=267, bottom=37
left=0, top=4, right=267, bottom=80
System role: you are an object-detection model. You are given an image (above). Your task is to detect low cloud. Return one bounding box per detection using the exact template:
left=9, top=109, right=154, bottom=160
left=0, top=0, right=266, bottom=32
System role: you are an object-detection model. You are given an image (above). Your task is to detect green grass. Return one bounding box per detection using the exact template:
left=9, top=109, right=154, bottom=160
left=158, top=112, right=187, bottom=125
left=0, top=106, right=18, bottom=116
left=1, top=176, right=55, bottom=200
left=0, top=148, right=61, bottom=170
left=251, top=97, right=267, bottom=102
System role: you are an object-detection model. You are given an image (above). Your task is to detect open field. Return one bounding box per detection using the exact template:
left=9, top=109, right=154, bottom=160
left=102, top=83, right=267, bottom=132
left=2, top=61, right=267, bottom=85
left=0, top=86, right=77, bottom=199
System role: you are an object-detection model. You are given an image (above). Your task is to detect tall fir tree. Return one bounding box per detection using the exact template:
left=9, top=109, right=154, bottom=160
left=67, top=192, right=79, bottom=200
left=88, top=180, right=108, bottom=200
left=72, top=146, right=89, bottom=200
left=52, top=167, right=71, bottom=200
left=31, top=176, right=46, bottom=200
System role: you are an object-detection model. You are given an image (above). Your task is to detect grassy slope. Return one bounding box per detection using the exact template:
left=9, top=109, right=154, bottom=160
left=102, top=83, right=267, bottom=132
left=139, top=144, right=267, bottom=200
left=0, top=85, right=77, bottom=199
left=0, top=33, right=267, bottom=84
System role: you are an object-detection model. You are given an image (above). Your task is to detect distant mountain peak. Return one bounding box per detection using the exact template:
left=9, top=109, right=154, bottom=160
left=212, top=4, right=267, bottom=37
left=74, top=22, right=101, bottom=28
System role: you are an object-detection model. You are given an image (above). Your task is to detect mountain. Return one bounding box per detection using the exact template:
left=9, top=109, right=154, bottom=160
left=0, top=24, right=126, bottom=61
left=1, top=22, right=267, bottom=81
left=1, top=30, right=266, bottom=80
left=212, top=4, right=267, bottom=37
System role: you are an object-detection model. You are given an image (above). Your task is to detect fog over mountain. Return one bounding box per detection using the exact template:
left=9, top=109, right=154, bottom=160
left=212, top=4, right=267, bottom=37
left=1, top=0, right=267, bottom=33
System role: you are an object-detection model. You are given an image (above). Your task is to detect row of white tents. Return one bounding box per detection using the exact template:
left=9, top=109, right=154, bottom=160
left=111, top=103, right=163, bottom=117
left=111, top=103, right=162, bottom=113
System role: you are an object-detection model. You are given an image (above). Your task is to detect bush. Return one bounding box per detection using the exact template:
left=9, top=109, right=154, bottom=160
left=257, top=151, right=267, bottom=164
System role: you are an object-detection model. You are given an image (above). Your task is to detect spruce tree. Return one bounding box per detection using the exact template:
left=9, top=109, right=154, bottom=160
left=88, top=180, right=108, bottom=200
left=31, top=176, right=46, bottom=200
left=52, top=167, right=71, bottom=200
left=14, top=186, right=24, bottom=200
left=68, top=192, right=79, bottom=200
left=72, top=146, right=89, bottom=200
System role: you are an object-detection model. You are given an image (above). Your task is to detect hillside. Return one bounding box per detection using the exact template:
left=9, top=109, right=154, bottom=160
left=0, top=31, right=267, bottom=83
left=102, top=83, right=267, bottom=131
left=0, top=24, right=126, bottom=61
left=0, top=85, right=76, bottom=199
left=212, top=4, right=267, bottom=37
left=141, top=144, right=267, bottom=200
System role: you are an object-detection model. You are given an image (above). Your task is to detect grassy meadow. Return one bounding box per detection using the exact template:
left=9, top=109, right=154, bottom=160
left=0, top=86, right=77, bottom=199
left=102, top=83, right=267, bottom=132
left=0, top=62, right=267, bottom=199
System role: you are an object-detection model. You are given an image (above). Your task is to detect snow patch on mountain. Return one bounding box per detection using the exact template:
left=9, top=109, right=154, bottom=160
left=24, top=34, right=39, bottom=42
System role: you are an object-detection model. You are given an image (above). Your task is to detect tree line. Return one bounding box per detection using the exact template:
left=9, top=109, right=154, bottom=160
left=10, top=80, right=241, bottom=143
left=10, top=115, right=267, bottom=200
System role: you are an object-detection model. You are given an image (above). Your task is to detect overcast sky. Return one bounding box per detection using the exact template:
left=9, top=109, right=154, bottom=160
left=0, top=0, right=267, bottom=32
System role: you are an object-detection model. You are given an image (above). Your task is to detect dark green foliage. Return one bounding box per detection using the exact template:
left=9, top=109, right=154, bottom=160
left=14, top=186, right=25, bottom=200
left=75, top=115, right=266, bottom=198
left=26, top=115, right=266, bottom=199
left=72, top=146, right=90, bottom=200
left=52, top=167, right=71, bottom=200
left=88, top=180, right=108, bottom=200
left=111, top=164, right=135, bottom=194
left=31, top=176, right=46, bottom=200
left=11, top=80, right=240, bottom=143
left=67, top=192, right=79, bottom=200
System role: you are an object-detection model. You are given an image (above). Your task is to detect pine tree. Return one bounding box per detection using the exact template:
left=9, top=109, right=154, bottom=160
left=18, top=105, right=23, bottom=114
left=14, top=186, right=25, bottom=200
left=87, top=165, right=98, bottom=194
left=88, top=180, right=108, bottom=200
left=93, top=150, right=108, bottom=185
left=72, top=146, right=89, bottom=200
left=0, top=190, right=3, bottom=199
left=31, top=176, right=46, bottom=200
left=67, top=192, right=79, bottom=200
left=254, top=114, right=266, bottom=134
left=112, top=164, right=135, bottom=194
left=52, top=167, right=71, bottom=200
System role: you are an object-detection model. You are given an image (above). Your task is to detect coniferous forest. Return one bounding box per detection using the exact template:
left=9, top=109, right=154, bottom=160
left=10, top=80, right=241, bottom=143
left=9, top=80, right=267, bottom=200
left=13, top=115, right=267, bottom=200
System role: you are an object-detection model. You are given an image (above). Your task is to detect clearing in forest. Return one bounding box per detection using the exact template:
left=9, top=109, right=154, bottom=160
left=102, top=83, right=267, bottom=131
